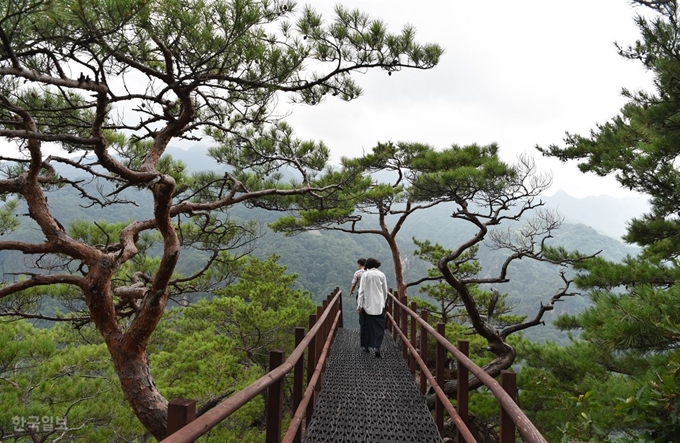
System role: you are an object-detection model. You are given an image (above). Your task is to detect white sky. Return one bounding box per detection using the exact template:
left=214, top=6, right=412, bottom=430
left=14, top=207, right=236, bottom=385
left=284, top=0, right=655, bottom=199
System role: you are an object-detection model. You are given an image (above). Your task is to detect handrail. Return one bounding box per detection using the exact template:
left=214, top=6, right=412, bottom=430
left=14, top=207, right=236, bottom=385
left=282, top=308, right=341, bottom=443
left=161, top=288, right=343, bottom=443
left=387, top=309, right=477, bottom=443
left=388, top=293, right=547, bottom=443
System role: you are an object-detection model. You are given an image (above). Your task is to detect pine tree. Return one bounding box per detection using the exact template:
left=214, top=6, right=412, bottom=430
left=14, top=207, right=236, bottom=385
left=533, top=1, right=680, bottom=440
left=0, top=0, right=442, bottom=438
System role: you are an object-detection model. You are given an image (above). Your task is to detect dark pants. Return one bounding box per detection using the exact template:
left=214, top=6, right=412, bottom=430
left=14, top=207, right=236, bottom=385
left=364, top=311, right=386, bottom=350
left=359, top=310, right=370, bottom=348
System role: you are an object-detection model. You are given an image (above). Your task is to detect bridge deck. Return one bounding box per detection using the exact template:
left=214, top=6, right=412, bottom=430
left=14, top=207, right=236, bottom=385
left=304, top=328, right=442, bottom=443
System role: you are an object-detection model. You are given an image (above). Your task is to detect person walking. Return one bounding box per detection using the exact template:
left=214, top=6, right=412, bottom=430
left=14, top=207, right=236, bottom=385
left=349, top=258, right=366, bottom=298
left=357, top=257, right=388, bottom=358
left=349, top=258, right=368, bottom=350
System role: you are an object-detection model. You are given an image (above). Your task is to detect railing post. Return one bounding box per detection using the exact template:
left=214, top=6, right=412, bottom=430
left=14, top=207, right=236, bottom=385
left=386, top=295, right=392, bottom=332
left=500, top=370, right=517, bottom=443
left=400, top=295, right=408, bottom=358
left=409, top=301, right=417, bottom=375
left=435, top=323, right=446, bottom=433
left=392, top=290, right=400, bottom=342
left=419, top=310, right=429, bottom=395
left=457, top=340, right=469, bottom=443
left=330, top=293, right=338, bottom=344
left=293, top=328, right=305, bottom=443
left=306, top=313, right=317, bottom=427
left=321, top=301, right=328, bottom=351
left=315, top=305, right=324, bottom=383
left=337, top=288, right=343, bottom=328
left=266, top=350, right=285, bottom=443
left=167, top=399, right=196, bottom=442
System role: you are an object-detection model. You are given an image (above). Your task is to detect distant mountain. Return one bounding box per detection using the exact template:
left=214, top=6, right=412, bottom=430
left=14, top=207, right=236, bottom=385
left=540, top=189, right=650, bottom=240
left=166, top=146, right=650, bottom=240
left=161, top=145, right=646, bottom=342
left=165, top=144, right=227, bottom=173
left=2, top=145, right=646, bottom=344
left=15, top=144, right=651, bottom=244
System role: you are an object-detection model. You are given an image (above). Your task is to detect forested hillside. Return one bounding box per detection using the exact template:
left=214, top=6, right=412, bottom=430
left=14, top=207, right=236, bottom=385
left=3, top=1, right=676, bottom=441
left=233, top=195, right=639, bottom=343
left=1, top=153, right=639, bottom=343
left=171, top=146, right=641, bottom=340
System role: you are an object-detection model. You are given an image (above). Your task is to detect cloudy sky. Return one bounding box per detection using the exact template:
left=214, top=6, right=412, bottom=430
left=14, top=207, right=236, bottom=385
left=3, top=1, right=656, bottom=201
left=284, top=0, right=655, bottom=199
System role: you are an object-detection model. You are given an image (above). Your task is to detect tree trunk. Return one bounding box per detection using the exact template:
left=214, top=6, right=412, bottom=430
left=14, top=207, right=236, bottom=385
left=386, top=235, right=407, bottom=297
left=109, top=339, right=169, bottom=440
left=436, top=239, right=518, bottom=403
left=84, top=265, right=171, bottom=441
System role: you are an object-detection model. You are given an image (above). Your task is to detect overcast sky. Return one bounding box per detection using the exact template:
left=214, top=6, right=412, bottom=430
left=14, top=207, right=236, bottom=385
left=3, top=1, right=656, bottom=200
left=284, top=0, right=655, bottom=199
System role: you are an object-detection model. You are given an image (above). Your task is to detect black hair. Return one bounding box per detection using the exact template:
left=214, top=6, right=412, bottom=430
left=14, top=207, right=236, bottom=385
left=364, top=257, right=381, bottom=269
left=357, top=258, right=367, bottom=266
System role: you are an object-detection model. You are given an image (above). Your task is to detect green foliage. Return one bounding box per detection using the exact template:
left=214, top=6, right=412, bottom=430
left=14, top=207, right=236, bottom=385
left=614, top=353, right=680, bottom=443
left=1, top=0, right=443, bottom=438
left=68, top=219, right=137, bottom=246
left=146, top=254, right=314, bottom=441
left=408, top=143, right=516, bottom=201
left=572, top=285, right=680, bottom=352
left=532, top=3, right=680, bottom=440
left=0, top=320, right=144, bottom=442
left=442, top=322, right=489, bottom=363
left=151, top=325, right=266, bottom=442
left=517, top=339, right=638, bottom=442
left=202, top=255, right=315, bottom=366
left=0, top=199, right=19, bottom=235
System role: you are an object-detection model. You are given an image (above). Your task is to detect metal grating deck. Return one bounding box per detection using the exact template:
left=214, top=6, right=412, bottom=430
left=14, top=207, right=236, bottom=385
left=304, top=328, right=442, bottom=443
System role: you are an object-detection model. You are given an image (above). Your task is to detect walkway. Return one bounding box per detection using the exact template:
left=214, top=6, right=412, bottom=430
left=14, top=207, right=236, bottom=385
left=304, top=328, right=442, bottom=443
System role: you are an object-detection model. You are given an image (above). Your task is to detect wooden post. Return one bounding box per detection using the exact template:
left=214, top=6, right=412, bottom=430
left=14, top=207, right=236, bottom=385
left=409, top=301, right=417, bottom=375
left=392, top=291, right=400, bottom=342
left=315, top=305, right=324, bottom=382
left=400, top=295, right=408, bottom=358
left=293, top=328, right=305, bottom=443
left=167, top=399, right=196, bottom=441
left=337, top=288, right=343, bottom=328
left=266, top=350, right=285, bottom=443
left=500, top=370, right=517, bottom=443
left=386, top=295, right=393, bottom=332
left=435, top=323, right=446, bottom=433
left=419, top=310, right=429, bottom=394
left=306, top=314, right=317, bottom=427
left=457, top=340, right=469, bottom=443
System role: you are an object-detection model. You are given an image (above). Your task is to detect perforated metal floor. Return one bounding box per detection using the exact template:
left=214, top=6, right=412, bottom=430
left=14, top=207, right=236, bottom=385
left=304, top=328, right=442, bottom=443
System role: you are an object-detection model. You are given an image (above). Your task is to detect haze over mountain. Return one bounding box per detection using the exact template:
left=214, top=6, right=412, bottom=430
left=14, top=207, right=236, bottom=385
left=1, top=144, right=644, bottom=344
left=540, top=189, right=649, bottom=240
left=165, top=144, right=649, bottom=242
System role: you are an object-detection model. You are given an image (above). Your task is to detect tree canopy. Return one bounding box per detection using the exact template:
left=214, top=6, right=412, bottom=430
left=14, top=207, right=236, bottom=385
left=533, top=1, right=680, bottom=440
left=0, top=0, right=442, bottom=438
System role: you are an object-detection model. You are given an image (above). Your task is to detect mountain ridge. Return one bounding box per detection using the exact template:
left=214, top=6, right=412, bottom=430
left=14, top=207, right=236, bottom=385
left=163, top=144, right=649, bottom=242
left=0, top=145, right=643, bottom=344
left=540, top=189, right=649, bottom=240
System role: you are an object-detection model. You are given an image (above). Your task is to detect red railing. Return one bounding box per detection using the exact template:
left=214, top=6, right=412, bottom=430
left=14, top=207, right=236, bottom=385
left=386, top=292, right=547, bottom=443
left=161, top=287, right=343, bottom=443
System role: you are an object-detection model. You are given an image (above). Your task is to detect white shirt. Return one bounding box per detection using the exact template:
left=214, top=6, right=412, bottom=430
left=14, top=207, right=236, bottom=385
left=357, top=268, right=388, bottom=315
